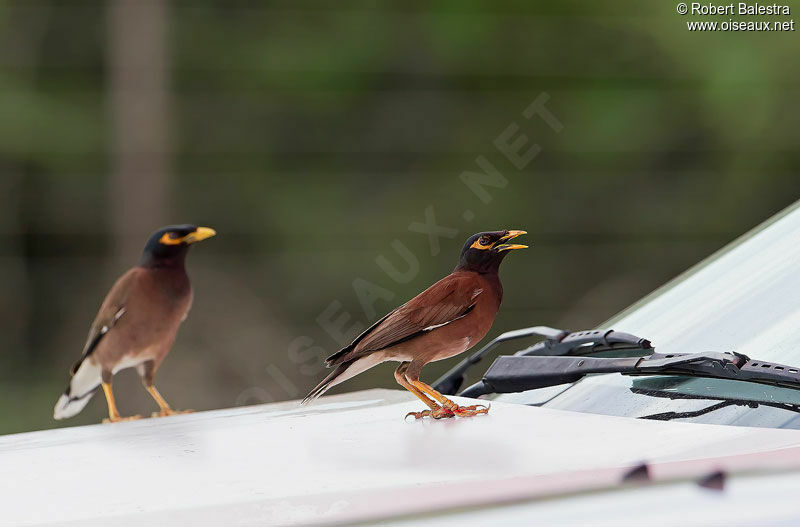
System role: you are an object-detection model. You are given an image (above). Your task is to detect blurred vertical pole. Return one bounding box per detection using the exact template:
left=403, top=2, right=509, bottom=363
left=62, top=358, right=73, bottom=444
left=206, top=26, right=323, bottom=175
left=107, top=0, right=171, bottom=265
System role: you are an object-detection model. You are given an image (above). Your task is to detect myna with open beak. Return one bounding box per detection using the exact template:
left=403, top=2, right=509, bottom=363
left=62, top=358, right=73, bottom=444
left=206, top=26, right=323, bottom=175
left=303, top=229, right=527, bottom=419
left=53, top=224, right=216, bottom=423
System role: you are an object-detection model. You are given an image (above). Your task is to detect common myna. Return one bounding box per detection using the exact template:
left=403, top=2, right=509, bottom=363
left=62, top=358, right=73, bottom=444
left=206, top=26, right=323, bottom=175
left=303, top=229, right=527, bottom=419
left=53, top=224, right=216, bottom=422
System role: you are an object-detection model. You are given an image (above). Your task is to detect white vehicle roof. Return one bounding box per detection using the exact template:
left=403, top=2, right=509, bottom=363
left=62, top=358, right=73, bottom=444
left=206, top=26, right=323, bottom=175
left=5, top=389, right=800, bottom=526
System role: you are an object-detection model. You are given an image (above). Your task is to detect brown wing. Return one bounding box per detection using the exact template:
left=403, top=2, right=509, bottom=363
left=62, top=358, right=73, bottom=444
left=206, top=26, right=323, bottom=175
left=326, top=273, right=483, bottom=366
left=70, top=268, right=140, bottom=374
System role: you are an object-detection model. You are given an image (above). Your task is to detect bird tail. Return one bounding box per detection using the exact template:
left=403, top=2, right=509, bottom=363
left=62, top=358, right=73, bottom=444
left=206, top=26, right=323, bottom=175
left=302, top=362, right=351, bottom=405
left=53, top=359, right=102, bottom=420
left=302, top=354, right=384, bottom=405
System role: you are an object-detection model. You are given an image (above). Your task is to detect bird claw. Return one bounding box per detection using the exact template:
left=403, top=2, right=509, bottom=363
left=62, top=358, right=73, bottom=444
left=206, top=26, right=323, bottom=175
left=405, top=403, right=491, bottom=420
left=405, top=407, right=455, bottom=420
left=102, top=414, right=143, bottom=424
left=450, top=403, right=490, bottom=417
left=151, top=409, right=194, bottom=418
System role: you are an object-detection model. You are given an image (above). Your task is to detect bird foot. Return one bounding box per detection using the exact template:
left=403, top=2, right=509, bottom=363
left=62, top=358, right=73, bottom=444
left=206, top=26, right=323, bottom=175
left=151, top=408, right=194, bottom=418
left=449, top=403, right=490, bottom=417
left=102, top=414, right=143, bottom=424
left=405, top=407, right=455, bottom=420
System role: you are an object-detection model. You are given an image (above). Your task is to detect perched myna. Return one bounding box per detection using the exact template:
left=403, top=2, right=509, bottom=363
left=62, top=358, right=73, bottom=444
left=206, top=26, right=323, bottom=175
left=303, top=229, right=527, bottom=419
left=53, top=224, right=216, bottom=422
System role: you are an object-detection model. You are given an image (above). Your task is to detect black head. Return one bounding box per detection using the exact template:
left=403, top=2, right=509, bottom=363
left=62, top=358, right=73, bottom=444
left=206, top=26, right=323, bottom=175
left=455, top=230, right=528, bottom=274
left=140, top=224, right=216, bottom=268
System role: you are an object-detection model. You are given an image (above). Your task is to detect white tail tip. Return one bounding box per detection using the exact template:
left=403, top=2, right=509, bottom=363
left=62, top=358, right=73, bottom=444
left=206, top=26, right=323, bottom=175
left=53, top=393, right=92, bottom=420
left=54, top=359, right=102, bottom=420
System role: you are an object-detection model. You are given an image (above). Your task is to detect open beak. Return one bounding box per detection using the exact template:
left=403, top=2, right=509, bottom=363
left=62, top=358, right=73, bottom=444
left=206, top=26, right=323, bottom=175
left=494, top=230, right=528, bottom=252
left=184, top=226, right=217, bottom=244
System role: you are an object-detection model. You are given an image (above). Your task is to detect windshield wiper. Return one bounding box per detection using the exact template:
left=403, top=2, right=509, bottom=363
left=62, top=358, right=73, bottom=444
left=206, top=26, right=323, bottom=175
left=433, top=326, right=652, bottom=395
left=637, top=400, right=800, bottom=421
left=515, top=328, right=651, bottom=357
left=459, top=351, right=800, bottom=398
left=629, top=387, right=800, bottom=421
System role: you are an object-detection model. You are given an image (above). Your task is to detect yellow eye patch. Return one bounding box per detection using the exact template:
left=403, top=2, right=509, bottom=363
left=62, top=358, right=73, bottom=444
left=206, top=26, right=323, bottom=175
left=470, top=237, right=494, bottom=250
left=159, top=233, right=187, bottom=245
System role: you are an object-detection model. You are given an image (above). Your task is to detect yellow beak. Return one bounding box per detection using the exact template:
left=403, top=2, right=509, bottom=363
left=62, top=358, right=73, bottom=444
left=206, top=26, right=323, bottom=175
left=184, top=226, right=216, bottom=244
left=495, top=230, right=528, bottom=251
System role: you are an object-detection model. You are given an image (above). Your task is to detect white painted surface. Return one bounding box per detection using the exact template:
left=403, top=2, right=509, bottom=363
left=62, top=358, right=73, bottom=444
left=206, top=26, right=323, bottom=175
left=4, top=389, right=800, bottom=526
left=380, top=471, right=800, bottom=527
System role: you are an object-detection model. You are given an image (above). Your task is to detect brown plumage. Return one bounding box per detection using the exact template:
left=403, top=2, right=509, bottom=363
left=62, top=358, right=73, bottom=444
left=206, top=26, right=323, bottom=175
left=53, top=224, right=215, bottom=422
left=303, top=229, right=527, bottom=419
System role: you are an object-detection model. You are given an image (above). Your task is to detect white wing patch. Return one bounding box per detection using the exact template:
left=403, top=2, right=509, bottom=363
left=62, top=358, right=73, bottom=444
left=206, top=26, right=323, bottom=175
left=422, top=310, right=473, bottom=332
left=423, top=321, right=452, bottom=331
left=100, top=307, right=127, bottom=336
left=422, top=289, right=482, bottom=332
left=112, top=307, right=126, bottom=324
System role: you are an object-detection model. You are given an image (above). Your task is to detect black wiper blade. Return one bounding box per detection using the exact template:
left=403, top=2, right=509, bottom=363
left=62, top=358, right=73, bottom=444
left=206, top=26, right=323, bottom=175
left=516, top=328, right=652, bottom=357
left=639, top=400, right=754, bottom=421
left=633, top=389, right=800, bottom=421
left=432, top=326, right=652, bottom=395
left=459, top=351, right=800, bottom=398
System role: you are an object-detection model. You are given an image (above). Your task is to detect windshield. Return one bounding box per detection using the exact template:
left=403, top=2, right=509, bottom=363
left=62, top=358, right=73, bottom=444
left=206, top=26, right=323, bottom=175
left=500, top=200, right=800, bottom=428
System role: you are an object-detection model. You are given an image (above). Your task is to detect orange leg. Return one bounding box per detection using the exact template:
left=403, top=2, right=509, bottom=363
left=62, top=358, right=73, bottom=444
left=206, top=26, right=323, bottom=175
left=394, top=363, right=453, bottom=420
left=101, top=382, right=142, bottom=423
left=145, top=385, right=193, bottom=417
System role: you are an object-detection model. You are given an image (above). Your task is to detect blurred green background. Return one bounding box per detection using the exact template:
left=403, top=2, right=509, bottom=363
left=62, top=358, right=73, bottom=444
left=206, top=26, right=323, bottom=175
left=1, top=0, right=798, bottom=434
